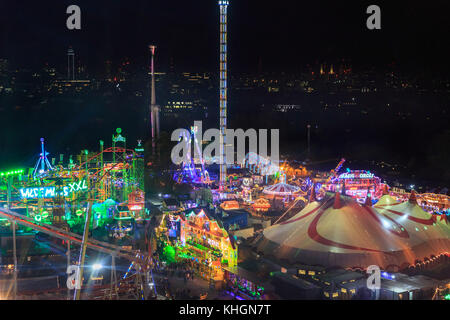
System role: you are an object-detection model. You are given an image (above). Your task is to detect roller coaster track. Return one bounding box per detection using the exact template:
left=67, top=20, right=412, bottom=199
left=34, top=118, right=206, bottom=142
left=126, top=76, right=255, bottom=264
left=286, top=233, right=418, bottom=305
left=75, top=146, right=137, bottom=169
left=0, top=207, right=138, bottom=260
left=0, top=207, right=156, bottom=300
left=0, top=149, right=135, bottom=208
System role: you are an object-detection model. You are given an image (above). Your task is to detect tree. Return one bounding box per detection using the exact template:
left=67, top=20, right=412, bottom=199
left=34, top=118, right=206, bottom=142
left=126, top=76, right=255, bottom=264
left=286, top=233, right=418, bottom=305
left=194, top=188, right=213, bottom=206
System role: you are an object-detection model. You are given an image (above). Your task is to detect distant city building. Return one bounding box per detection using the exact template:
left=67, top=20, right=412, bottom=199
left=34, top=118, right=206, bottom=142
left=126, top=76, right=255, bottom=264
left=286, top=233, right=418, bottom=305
left=162, top=100, right=208, bottom=118
left=0, top=59, right=9, bottom=74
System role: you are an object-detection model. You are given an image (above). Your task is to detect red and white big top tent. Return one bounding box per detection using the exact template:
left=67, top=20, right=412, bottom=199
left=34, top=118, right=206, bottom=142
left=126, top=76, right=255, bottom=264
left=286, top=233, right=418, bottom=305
left=373, top=191, right=450, bottom=263
left=256, top=188, right=450, bottom=270
left=263, top=182, right=300, bottom=196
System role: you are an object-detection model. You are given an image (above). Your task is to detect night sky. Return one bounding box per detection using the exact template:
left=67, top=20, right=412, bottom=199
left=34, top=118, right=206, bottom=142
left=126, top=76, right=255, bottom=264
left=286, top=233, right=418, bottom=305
left=0, top=1, right=449, bottom=185
left=1, top=0, right=449, bottom=73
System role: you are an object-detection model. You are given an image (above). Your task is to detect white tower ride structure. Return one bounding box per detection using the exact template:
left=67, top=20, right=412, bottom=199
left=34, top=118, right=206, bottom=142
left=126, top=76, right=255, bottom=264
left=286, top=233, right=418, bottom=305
left=149, top=45, right=160, bottom=152
left=218, top=0, right=229, bottom=189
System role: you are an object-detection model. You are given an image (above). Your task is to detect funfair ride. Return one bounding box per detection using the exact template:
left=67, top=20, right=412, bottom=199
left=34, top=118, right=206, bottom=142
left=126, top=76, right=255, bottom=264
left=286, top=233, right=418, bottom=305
left=173, top=125, right=211, bottom=185
left=0, top=129, right=146, bottom=236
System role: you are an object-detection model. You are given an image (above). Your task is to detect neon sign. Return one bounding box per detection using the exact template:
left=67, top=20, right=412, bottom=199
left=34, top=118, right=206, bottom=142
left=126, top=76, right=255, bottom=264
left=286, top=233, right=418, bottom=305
left=0, top=169, right=24, bottom=177
left=113, top=135, right=126, bottom=143
left=113, top=128, right=126, bottom=143
left=340, top=173, right=374, bottom=179
left=20, top=180, right=88, bottom=199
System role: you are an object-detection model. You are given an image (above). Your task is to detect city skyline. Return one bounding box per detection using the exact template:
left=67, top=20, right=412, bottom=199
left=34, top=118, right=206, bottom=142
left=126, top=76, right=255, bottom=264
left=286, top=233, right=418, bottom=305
left=0, top=0, right=448, bottom=305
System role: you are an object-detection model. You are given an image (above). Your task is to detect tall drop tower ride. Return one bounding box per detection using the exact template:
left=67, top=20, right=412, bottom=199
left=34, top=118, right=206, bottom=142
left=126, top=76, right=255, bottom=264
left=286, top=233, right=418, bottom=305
left=149, top=45, right=159, bottom=153
left=218, top=0, right=229, bottom=188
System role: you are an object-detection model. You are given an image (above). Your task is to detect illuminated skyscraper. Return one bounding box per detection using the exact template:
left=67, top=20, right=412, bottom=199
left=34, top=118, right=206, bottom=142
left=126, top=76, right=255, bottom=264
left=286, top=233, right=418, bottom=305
left=67, top=48, right=75, bottom=80
left=218, top=0, right=229, bottom=188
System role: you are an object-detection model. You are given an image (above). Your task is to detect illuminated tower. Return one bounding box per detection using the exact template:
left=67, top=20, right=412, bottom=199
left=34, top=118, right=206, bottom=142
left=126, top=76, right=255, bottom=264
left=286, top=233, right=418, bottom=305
left=33, top=138, right=54, bottom=179
left=149, top=45, right=160, bottom=152
left=218, top=0, right=229, bottom=188
left=67, top=47, right=75, bottom=80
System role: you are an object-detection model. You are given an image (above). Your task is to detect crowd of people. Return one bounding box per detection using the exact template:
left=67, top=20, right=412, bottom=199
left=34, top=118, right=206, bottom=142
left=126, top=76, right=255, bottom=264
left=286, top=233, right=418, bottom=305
left=152, top=260, right=208, bottom=300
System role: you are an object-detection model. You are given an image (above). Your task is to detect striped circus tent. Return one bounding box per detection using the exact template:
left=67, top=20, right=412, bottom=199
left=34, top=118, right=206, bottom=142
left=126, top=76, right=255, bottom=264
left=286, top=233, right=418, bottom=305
left=263, top=182, right=300, bottom=196
left=374, top=191, right=450, bottom=263
left=374, top=194, right=399, bottom=207
left=255, top=192, right=450, bottom=270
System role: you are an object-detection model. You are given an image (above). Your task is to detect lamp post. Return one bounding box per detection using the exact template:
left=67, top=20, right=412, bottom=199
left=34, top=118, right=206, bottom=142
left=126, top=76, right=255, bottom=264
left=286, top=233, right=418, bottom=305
left=74, top=202, right=92, bottom=300
left=12, top=220, right=17, bottom=299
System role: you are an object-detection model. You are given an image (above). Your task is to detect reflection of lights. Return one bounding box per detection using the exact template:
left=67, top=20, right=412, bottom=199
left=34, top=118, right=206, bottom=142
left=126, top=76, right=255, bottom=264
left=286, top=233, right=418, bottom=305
left=381, top=271, right=395, bottom=280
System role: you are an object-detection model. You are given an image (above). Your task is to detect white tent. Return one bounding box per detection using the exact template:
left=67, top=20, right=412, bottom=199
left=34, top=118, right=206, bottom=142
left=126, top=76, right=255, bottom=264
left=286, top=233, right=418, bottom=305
left=256, top=192, right=450, bottom=270
left=263, top=183, right=300, bottom=196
